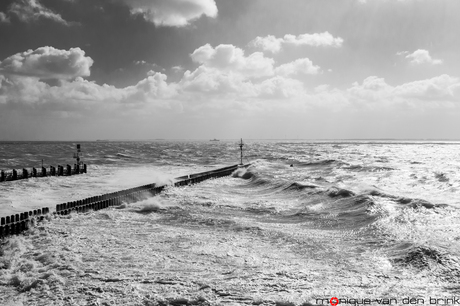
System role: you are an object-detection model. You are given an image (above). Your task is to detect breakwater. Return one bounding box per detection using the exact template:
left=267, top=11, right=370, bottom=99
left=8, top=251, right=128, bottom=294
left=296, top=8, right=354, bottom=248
left=0, top=164, right=87, bottom=182
left=0, top=164, right=244, bottom=239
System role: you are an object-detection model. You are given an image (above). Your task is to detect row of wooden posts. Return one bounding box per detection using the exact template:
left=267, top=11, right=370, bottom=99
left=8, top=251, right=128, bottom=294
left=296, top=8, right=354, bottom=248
left=0, top=164, right=242, bottom=239
left=0, top=164, right=87, bottom=182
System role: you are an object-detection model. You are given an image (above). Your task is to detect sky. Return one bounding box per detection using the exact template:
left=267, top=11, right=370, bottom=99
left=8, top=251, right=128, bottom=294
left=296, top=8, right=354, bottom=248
left=0, top=0, right=459, bottom=140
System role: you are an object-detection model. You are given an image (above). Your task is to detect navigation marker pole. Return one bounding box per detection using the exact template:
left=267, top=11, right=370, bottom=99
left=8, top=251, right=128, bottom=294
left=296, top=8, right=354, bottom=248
left=73, top=144, right=82, bottom=167
left=239, top=138, right=244, bottom=165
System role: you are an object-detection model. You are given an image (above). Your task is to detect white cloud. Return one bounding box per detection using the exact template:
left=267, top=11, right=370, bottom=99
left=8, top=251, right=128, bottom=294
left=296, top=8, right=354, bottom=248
left=0, top=72, right=179, bottom=113
left=403, top=49, right=443, bottom=65
left=0, top=46, right=180, bottom=114
left=275, top=58, right=321, bottom=77
left=348, top=76, right=393, bottom=104
left=171, top=65, right=184, bottom=73
left=256, top=76, right=306, bottom=99
left=250, top=32, right=344, bottom=53
left=249, top=35, right=283, bottom=53
left=125, top=71, right=178, bottom=102
left=348, top=74, right=460, bottom=108
left=393, top=74, right=460, bottom=100
left=0, top=46, right=94, bottom=80
left=284, top=32, right=344, bottom=48
left=2, top=45, right=459, bottom=122
left=120, top=0, right=218, bottom=27
left=7, top=0, right=70, bottom=25
left=191, top=44, right=275, bottom=78
left=180, top=66, right=254, bottom=96
left=183, top=43, right=317, bottom=100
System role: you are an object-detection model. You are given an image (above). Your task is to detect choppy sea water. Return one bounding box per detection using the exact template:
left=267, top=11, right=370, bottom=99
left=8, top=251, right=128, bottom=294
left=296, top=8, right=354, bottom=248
left=1, top=140, right=460, bottom=303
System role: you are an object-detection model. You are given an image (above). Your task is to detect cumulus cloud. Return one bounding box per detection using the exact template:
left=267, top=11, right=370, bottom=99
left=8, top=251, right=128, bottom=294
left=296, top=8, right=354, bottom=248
left=0, top=46, right=94, bottom=80
left=401, top=49, right=443, bottom=65
left=249, top=35, right=283, bottom=53
left=348, top=74, right=460, bottom=108
left=6, top=0, right=70, bottom=25
left=256, top=76, right=306, bottom=99
left=171, top=65, right=184, bottom=73
left=2, top=45, right=459, bottom=121
left=284, top=32, right=344, bottom=48
left=180, top=66, right=254, bottom=96
left=393, top=74, right=459, bottom=100
left=0, top=71, right=179, bottom=113
left=183, top=44, right=322, bottom=100
left=191, top=44, right=275, bottom=78
left=274, top=58, right=321, bottom=77
left=0, top=46, right=179, bottom=115
left=250, top=32, right=344, bottom=53
left=120, top=0, right=218, bottom=27
left=125, top=71, right=178, bottom=102
left=348, top=76, right=393, bottom=104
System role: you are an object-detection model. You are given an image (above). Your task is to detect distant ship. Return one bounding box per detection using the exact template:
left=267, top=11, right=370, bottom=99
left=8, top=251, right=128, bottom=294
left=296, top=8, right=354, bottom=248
left=210, top=139, right=219, bottom=142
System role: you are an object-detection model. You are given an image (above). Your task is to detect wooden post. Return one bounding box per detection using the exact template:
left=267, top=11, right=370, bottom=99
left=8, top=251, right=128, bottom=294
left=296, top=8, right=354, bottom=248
left=12, top=169, right=17, bottom=180
left=66, top=165, right=72, bottom=176
left=0, top=170, right=4, bottom=182
left=32, top=168, right=37, bottom=177
left=239, top=138, right=244, bottom=165
left=42, top=167, right=46, bottom=177
left=23, top=168, right=28, bottom=179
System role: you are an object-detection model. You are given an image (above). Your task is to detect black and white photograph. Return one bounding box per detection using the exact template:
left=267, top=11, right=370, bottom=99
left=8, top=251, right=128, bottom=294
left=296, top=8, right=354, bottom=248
left=1, top=0, right=460, bottom=305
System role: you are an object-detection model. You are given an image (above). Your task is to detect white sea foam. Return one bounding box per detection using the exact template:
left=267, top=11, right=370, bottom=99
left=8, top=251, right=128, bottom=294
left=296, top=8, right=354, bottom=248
left=1, top=140, right=460, bottom=303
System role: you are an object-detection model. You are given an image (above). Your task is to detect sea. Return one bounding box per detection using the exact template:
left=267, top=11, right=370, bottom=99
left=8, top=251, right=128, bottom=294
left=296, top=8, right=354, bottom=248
left=1, top=140, right=460, bottom=304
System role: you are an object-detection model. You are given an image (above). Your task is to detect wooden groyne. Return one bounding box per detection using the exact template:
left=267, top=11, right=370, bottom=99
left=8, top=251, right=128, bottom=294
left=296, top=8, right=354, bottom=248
left=0, top=164, right=87, bottom=183
left=0, top=164, right=246, bottom=239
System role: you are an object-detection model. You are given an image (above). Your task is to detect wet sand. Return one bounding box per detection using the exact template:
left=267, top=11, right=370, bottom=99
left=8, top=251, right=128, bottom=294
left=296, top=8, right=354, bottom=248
left=0, top=181, right=454, bottom=306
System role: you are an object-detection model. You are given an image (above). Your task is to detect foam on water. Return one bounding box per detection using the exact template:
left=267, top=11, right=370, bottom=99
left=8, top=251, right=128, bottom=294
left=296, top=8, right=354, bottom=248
left=2, top=140, right=460, bottom=302
left=0, top=165, right=177, bottom=216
